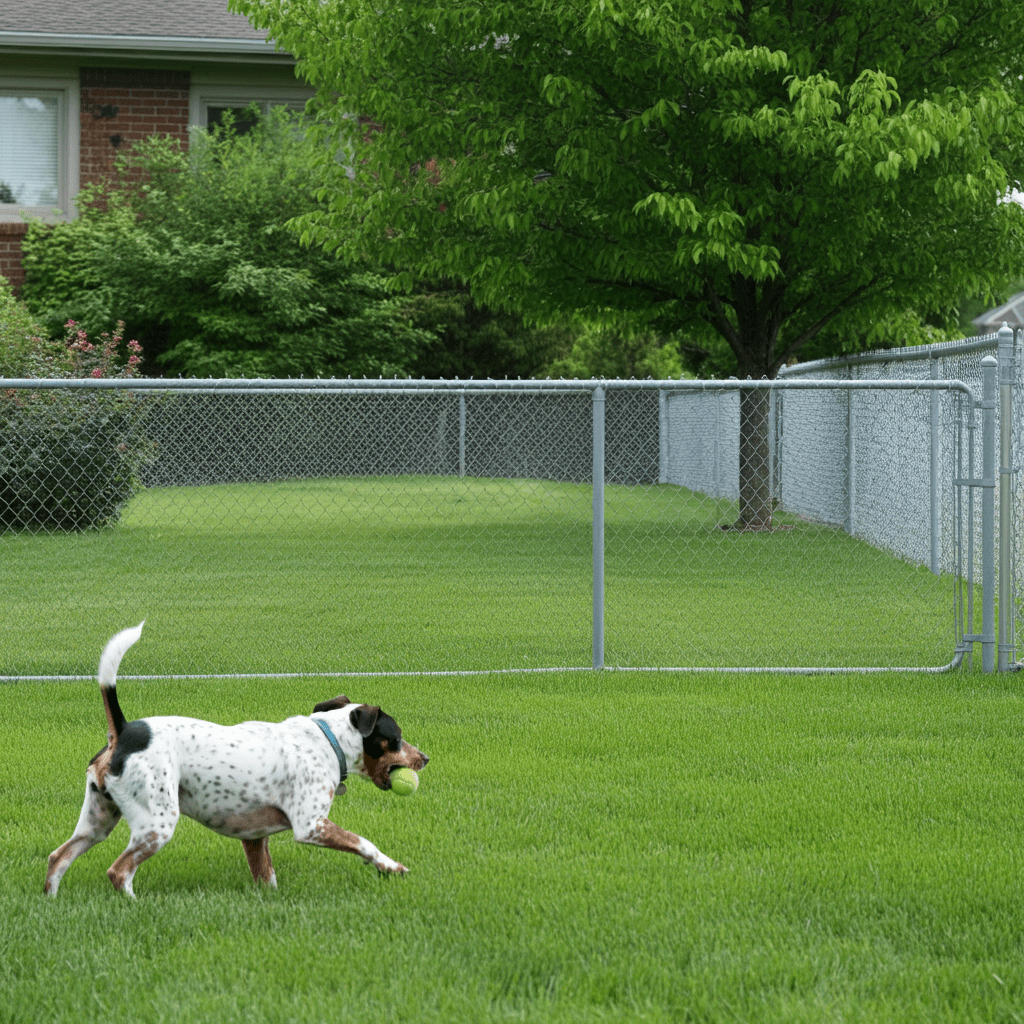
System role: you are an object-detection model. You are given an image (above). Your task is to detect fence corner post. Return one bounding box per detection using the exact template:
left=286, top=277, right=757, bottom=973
left=981, top=355, right=997, bottom=672
left=998, top=323, right=1015, bottom=669
left=658, top=389, right=668, bottom=485
left=458, top=391, right=467, bottom=478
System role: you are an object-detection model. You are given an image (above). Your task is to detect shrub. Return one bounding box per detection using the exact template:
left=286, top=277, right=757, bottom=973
left=17, top=197, right=134, bottom=342
left=19, top=111, right=437, bottom=378
left=0, top=276, right=54, bottom=377
left=0, top=318, right=154, bottom=532
left=540, top=323, right=686, bottom=379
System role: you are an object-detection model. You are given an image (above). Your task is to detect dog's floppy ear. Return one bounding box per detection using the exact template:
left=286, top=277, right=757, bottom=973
left=313, top=695, right=351, bottom=714
left=350, top=704, right=380, bottom=737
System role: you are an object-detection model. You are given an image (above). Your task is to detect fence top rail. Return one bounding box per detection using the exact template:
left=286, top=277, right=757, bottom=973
left=0, top=376, right=980, bottom=402
left=778, top=331, right=1005, bottom=377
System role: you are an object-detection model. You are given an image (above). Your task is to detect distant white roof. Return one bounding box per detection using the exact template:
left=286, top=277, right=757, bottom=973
left=972, top=291, right=1024, bottom=332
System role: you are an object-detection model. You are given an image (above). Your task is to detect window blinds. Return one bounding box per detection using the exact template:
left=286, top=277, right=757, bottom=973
left=0, top=94, right=60, bottom=207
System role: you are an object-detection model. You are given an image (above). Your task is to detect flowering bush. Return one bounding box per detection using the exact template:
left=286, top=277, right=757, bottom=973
left=0, top=313, right=155, bottom=532
left=61, top=319, right=143, bottom=379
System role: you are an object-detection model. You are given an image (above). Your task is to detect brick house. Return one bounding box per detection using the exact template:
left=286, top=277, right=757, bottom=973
left=0, top=0, right=311, bottom=291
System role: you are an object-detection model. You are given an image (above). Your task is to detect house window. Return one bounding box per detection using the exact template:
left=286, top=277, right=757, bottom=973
left=0, top=81, right=78, bottom=220
left=207, top=101, right=308, bottom=135
left=206, top=105, right=263, bottom=136
left=189, top=88, right=354, bottom=176
left=190, top=90, right=311, bottom=135
left=0, top=95, right=59, bottom=206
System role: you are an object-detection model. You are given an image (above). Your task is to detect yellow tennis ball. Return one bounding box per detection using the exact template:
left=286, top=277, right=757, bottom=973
left=390, top=767, right=419, bottom=796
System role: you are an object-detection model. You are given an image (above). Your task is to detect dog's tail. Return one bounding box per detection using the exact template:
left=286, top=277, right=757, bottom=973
left=98, top=622, right=145, bottom=747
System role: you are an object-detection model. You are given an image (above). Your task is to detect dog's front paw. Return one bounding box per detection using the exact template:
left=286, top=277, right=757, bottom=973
left=372, top=853, right=408, bottom=874
left=354, top=835, right=407, bottom=874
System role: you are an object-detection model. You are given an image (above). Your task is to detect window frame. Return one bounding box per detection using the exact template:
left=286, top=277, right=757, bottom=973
left=189, top=85, right=312, bottom=132
left=0, top=76, right=80, bottom=222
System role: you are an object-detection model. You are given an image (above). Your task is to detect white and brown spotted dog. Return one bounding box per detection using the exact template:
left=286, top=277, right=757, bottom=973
left=44, top=623, right=429, bottom=897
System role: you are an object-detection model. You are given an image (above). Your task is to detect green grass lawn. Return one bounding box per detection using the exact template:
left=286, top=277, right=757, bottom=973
left=0, top=476, right=956, bottom=677
left=1, top=667, right=1021, bottom=1023
left=0, top=481, right=1014, bottom=1022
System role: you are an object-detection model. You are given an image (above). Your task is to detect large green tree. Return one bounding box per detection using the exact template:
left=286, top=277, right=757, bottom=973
left=234, top=0, right=1024, bottom=527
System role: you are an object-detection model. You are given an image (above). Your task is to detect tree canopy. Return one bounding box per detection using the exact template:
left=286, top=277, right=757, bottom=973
left=233, top=0, right=1024, bottom=525
left=234, top=0, right=1024, bottom=371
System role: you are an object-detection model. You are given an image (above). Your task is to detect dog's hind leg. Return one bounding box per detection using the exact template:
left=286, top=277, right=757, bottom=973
left=241, top=837, right=277, bottom=887
left=45, top=774, right=122, bottom=896
left=104, top=782, right=179, bottom=897
left=106, top=820, right=177, bottom=897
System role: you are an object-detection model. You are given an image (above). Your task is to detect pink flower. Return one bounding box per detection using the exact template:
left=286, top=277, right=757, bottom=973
left=90, top=368, right=103, bottom=378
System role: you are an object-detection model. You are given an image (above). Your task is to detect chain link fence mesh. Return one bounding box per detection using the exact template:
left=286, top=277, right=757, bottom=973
left=781, top=332, right=1018, bottom=663
left=0, top=374, right=982, bottom=678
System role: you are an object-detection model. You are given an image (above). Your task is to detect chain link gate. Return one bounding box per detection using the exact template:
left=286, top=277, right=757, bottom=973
left=0, top=374, right=992, bottom=679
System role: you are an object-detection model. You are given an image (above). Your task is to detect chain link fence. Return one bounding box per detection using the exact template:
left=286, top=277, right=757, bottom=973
left=0, top=373, right=987, bottom=678
left=779, top=329, right=1021, bottom=666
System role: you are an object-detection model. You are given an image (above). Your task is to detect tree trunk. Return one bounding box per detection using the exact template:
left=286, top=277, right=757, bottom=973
left=705, top=277, right=782, bottom=531
left=731, top=386, right=774, bottom=530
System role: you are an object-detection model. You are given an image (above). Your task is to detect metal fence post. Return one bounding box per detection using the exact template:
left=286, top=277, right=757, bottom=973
left=713, top=392, right=722, bottom=497
left=658, top=389, right=668, bottom=484
left=998, top=323, right=1015, bottom=669
left=771, top=390, right=782, bottom=504
left=930, top=357, right=940, bottom=575
left=459, top=392, right=467, bottom=478
left=592, top=386, right=606, bottom=670
left=845, top=364, right=856, bottom=536
left=982, top=355, right=997, bottom=672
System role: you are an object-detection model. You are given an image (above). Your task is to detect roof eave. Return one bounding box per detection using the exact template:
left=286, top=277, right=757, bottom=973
left=0, top=30, right=294, bottom=63
left=972, top=291, right=1024, bottom=328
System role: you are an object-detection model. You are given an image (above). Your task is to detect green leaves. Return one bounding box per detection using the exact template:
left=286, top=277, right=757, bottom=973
left=633, top=192, right=701, bottom=233
left=233, top=0, right=1024, bottom=377
left=19, top=109, right=439, bottom=379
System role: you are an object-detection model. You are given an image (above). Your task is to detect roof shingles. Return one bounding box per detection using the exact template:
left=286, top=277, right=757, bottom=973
left=0, top=0, right=268, bottom=42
